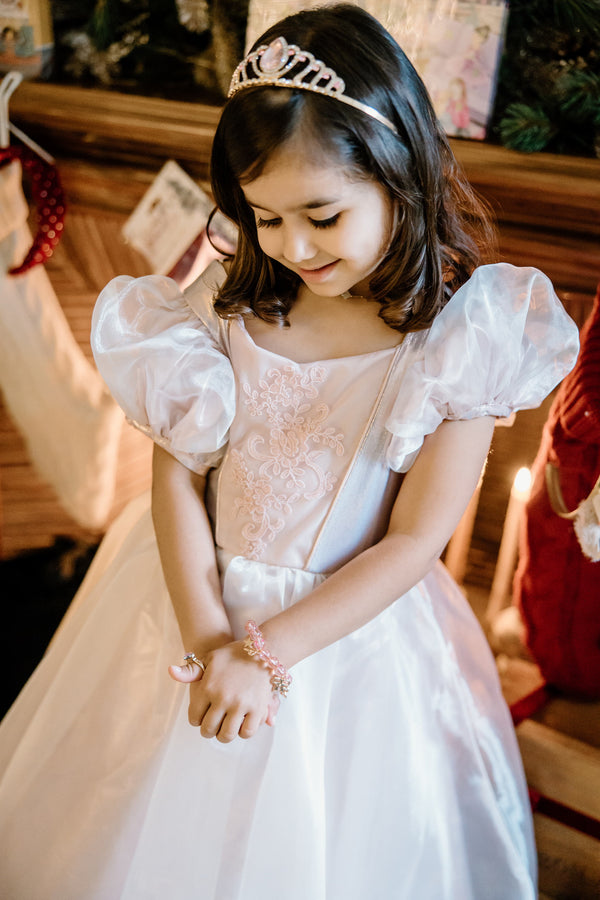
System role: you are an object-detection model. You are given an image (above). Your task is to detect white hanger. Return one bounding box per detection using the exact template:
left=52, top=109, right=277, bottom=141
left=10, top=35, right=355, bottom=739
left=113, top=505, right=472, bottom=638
left=0, top=70, right=22, bottom=148
left=0, top=71, right=55, bottom=163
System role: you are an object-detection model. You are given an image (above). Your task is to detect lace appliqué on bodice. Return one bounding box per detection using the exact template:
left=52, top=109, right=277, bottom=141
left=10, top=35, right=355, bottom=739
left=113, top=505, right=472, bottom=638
left=231, top=364, right=345, bottom=559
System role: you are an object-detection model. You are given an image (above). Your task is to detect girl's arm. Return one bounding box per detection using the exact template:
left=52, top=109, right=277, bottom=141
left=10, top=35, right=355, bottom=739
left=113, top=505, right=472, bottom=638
left=152, top=445, right=278, bottom=738
left=259, top=415, right=496, bottom=665
left=151, top=444, right=232, bottom=655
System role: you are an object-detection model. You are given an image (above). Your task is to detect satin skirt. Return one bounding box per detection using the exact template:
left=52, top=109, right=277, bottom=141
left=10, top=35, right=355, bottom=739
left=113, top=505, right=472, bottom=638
left=0, top=492, right=536, bottom=899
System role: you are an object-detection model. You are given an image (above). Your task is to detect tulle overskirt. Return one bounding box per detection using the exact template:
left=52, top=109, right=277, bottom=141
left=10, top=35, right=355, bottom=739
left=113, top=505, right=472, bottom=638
left=0, top=493, right=536, bottom=899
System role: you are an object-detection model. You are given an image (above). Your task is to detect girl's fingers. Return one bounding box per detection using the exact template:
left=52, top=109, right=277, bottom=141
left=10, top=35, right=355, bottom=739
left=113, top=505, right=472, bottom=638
left=168, top=656, right=206, bottom=684
left=238, top=712, right=262, bottom=740
left=200, top=707, right=227, bottom=740
left=175, top=643, right=280, bottom=739
left=188, top=693, right=210, bottom=727
left=216, top=710, right=248, bottom=744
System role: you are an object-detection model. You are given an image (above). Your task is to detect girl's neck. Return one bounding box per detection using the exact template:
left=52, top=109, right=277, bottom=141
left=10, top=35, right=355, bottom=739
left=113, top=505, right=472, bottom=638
left=244, top=285, right=403, bottom=364
left=296, top=284, right=370, bottom=308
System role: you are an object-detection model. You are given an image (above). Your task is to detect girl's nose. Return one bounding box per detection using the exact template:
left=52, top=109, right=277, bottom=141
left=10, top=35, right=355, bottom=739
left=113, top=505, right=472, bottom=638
left=282, top=225, right=316, bottom=264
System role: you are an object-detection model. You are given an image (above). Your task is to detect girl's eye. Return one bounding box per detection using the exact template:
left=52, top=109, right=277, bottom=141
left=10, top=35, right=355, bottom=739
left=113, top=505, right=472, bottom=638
left=256, top=212, right=340, bottom=230
left=256, top=216, right=281, bottom=229
left=309, top=213, right=341, bottom=230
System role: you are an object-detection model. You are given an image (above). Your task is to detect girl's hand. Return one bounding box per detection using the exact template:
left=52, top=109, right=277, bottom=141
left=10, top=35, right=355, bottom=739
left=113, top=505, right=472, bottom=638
left=169, top=641, right=280, bottom=741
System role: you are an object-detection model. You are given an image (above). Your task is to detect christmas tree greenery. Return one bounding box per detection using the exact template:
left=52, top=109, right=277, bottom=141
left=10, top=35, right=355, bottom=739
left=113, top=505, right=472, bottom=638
left=492, top=0, right=600, bottom=156
left=50, top=0, right=218, bottom=99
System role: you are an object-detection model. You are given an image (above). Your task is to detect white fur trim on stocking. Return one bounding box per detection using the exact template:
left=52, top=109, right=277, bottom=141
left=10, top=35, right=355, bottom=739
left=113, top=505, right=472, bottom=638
left=573, top=478, right=600, bottom=562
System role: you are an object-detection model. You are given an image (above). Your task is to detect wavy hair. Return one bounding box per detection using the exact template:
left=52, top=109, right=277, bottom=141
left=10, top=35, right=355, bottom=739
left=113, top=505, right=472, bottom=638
left=210, top=3, right=495, bottom=333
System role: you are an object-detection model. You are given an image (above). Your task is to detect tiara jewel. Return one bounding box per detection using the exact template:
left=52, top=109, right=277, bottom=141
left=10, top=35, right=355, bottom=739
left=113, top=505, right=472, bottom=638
left=228, top=36, right=397, bottom=134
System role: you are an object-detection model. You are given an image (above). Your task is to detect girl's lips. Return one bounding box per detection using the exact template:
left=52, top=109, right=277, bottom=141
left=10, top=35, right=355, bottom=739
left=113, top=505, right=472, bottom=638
left=298, top=260, right=339, bottom=282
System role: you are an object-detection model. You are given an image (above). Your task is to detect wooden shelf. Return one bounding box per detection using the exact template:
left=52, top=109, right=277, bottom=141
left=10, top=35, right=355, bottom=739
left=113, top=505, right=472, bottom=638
left=10, top=82, right=221, bottom=176
left=450, top=138, right=600, bottom=237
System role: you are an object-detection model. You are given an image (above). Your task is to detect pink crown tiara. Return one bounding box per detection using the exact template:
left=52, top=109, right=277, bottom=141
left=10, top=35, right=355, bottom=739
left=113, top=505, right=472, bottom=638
left=228, top=36, right=397, bottom=134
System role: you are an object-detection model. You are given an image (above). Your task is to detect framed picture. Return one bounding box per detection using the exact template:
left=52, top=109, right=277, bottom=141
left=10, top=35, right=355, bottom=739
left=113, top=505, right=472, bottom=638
left=122, top=160, right=214, bottom=276
left=0, top=0, right=53, bottom=79
left=411, top=1, right=509, bottom=140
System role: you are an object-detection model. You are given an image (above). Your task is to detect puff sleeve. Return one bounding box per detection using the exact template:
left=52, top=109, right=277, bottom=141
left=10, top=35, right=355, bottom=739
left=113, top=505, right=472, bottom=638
left=386, top=264, right=580, bottom=473
left=91, top=264, right=235, bottom=475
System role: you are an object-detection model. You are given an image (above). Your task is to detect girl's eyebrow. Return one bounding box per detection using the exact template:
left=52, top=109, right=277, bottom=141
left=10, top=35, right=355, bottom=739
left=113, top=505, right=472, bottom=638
left=245, top=197, right=341, bottom=212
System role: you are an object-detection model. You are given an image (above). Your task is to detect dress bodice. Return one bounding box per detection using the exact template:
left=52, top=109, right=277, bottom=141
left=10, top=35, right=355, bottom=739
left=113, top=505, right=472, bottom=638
left=211, top=320, right=408, bottom=570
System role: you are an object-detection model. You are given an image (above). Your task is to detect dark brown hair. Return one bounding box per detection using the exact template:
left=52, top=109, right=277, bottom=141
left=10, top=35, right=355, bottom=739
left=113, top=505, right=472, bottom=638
left=210, top=3, right=495, bottom=333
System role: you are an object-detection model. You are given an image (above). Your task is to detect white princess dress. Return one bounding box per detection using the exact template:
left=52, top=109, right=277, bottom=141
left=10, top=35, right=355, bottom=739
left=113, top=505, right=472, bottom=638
left=0, top=262, right=578, bottom=900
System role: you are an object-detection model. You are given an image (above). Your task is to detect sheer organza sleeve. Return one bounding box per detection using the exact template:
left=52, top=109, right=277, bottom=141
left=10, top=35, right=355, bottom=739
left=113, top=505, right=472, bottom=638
left=91, top=267, right=235, bottom=475
left=386, top=263, right=580, bottom=473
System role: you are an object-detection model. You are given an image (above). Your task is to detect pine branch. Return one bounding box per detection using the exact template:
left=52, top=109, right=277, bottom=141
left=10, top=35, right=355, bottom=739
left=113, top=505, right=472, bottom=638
left=557, top=68, right=600, bottom=120
left=498, top=103, right=558, bottom=153
left=550, top=0, right=600, bottom=38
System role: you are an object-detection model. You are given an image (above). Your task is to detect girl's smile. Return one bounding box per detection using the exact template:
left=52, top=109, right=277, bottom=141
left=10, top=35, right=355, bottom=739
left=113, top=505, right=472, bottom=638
left=298, top=260, right=340, bottom=283
left=242, top=142, right=393, bottom=298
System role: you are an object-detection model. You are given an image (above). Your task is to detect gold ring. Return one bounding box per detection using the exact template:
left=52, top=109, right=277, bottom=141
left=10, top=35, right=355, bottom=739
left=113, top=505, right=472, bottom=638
left=183, top=652, right=206, bottom=673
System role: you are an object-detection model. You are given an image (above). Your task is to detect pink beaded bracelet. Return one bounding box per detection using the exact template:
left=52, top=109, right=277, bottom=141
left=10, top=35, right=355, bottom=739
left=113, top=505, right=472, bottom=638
left=243, top=620, right=292, bottom=697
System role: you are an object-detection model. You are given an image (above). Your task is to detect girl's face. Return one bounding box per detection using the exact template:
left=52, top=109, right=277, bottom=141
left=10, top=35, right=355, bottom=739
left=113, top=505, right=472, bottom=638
left=241, top=142, right=393, bottom=297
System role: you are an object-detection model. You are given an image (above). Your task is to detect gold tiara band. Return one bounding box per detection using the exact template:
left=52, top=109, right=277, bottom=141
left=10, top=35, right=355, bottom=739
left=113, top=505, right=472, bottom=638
left=228, top=36, right=398, bottom=135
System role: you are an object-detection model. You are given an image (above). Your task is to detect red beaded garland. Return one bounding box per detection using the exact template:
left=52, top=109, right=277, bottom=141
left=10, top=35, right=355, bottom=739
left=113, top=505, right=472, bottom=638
left=0, top=144, right=66, bottom=275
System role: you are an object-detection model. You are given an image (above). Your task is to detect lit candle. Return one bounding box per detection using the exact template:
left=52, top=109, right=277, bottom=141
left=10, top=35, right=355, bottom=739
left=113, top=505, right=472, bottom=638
left=486, top=467, right=532, bottom=625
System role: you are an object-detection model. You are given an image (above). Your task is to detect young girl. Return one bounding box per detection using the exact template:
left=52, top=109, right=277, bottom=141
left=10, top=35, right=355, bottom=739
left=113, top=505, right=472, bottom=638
left=0, top=5, right=579, bottom=898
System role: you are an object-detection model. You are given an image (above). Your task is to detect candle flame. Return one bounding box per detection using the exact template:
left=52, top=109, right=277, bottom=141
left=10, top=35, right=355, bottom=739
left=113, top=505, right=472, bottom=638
left=513, top=467, right=532, bottom=496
